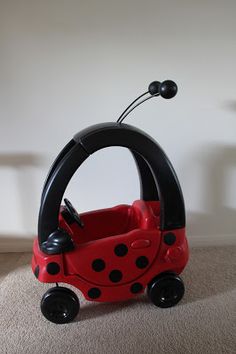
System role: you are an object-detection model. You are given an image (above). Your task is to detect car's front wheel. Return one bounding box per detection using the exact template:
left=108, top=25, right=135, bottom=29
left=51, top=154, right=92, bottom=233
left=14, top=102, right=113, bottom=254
left=40, top=286, right=80, bottom=324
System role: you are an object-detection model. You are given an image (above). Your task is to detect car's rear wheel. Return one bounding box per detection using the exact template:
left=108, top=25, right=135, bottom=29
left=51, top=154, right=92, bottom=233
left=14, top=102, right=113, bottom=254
left=41, top=286, right=80, bottom=324
left=147, top=273, right=185, bottom=308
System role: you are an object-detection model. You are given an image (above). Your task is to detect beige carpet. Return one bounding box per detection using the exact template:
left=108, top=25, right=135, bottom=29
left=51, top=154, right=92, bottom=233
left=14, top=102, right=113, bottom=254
left=0, top=246, right=235, bottom=354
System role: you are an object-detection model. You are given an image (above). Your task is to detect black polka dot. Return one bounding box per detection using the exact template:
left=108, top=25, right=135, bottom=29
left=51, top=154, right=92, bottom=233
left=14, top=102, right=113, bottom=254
left=88, top=288, right=101, bottom=299
left=46, top=262, right=60, bottom=275
left=34, top=265, right=39, bottom=278
left=130, top=283, right=143, bottom=294
left=164, top=233, right=176, bottom=245
left=109, top=270, right=123, bottom=283
left=92, top=259, right=106, bottom=272
left=136, top=256, right=149, bottom=269
left=114, top=244, right=128, bottom=257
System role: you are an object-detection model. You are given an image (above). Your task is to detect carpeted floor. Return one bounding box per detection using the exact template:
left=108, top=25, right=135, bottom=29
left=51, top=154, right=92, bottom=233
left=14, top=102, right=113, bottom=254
left=0, top=246, right=235, bottom=354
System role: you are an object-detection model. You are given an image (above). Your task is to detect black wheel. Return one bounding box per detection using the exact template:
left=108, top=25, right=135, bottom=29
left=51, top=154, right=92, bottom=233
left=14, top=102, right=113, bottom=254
left=40, top=286, right=80, bottom=324
left=147, top=273, right=185, bottom=308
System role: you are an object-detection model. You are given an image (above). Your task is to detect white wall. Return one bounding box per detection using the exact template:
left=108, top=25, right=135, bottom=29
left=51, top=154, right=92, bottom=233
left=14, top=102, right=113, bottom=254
left=0, top=0, right=236, bottom=249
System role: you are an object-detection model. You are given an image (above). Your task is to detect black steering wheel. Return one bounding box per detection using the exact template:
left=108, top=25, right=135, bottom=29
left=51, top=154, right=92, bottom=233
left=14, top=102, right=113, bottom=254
left=64, top=198, right=84, bottom=228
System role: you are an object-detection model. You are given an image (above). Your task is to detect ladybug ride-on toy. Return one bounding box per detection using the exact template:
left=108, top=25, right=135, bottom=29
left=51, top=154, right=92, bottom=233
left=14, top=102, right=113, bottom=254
left=32, top=80, right=189, bottom=324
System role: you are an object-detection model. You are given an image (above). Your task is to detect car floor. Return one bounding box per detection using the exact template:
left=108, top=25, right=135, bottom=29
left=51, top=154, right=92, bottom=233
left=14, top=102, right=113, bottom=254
left=0, top=246, right=235, bottom=354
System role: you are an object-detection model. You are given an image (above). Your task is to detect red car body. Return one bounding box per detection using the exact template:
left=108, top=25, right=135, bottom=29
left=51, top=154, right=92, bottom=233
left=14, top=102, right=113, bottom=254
left=32, top=200, right=188, bottom=302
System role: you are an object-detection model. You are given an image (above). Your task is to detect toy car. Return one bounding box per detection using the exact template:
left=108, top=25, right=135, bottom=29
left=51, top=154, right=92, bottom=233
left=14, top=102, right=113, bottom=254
left=32, top=80, right=189, bottom=324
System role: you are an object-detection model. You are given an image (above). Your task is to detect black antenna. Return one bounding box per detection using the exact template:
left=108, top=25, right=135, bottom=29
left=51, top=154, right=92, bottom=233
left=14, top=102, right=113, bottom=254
left=118, top=94, right=159, bottom=124
left=117, top=91, right=149, bottom=124
left=117, top=80, right=178, bottom=124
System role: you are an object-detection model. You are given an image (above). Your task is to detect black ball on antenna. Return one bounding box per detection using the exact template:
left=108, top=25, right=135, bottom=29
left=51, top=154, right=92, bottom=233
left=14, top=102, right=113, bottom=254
left=148, top=81, right=161, bottom=95
left=159, top=80, right=178, bottom=99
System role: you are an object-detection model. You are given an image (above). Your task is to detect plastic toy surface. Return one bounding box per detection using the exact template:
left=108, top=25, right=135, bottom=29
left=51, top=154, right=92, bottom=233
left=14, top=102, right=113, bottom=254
left=32, top=80, right=189, bottom=324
